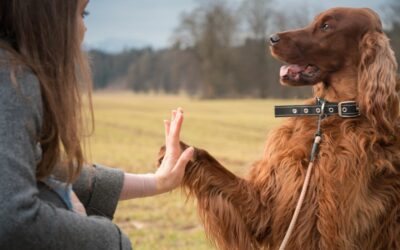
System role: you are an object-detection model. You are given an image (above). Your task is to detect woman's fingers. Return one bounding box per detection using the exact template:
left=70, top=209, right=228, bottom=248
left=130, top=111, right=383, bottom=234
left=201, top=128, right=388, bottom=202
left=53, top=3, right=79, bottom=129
left=171, top=110, right=177, bottom=123
left=167, top=108, right=184, bottom=149
left=170, top=108, right=183, bottom=140
left=173, top=147, right=194, bottom=173
left=164, top=109, right=176, bottom=152
left=164, top=120, right=170, bottom=144
left=158, top=147, right=194, bottom=193
left=157, top=108, right=192, bottom=193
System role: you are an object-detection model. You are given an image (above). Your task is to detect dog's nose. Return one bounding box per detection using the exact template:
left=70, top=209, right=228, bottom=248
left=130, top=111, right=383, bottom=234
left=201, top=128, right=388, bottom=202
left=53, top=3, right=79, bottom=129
left=269, top=33, right=280, bottom=45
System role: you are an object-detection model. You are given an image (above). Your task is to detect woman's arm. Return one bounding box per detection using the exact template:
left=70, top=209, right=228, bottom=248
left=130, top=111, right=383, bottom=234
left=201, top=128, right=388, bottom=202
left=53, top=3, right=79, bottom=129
left=0, top=68, right=130, bottom=250
left=73, top=108, right=193, bottom=202
left=73, top=163, right=124, bottom=218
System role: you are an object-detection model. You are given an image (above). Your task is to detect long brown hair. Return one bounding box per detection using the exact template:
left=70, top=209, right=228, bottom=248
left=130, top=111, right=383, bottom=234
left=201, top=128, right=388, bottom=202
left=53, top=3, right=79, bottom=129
left=0, top=0, right=93, bottom=182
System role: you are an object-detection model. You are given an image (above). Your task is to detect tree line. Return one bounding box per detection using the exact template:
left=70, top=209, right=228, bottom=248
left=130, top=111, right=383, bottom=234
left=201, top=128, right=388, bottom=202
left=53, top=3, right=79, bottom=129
left=89, top=0, right=400, bottom=99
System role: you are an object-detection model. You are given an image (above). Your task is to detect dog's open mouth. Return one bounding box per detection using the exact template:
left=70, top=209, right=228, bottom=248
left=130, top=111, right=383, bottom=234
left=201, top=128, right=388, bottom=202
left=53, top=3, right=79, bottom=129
left=280, top=64, right=321, bottom=85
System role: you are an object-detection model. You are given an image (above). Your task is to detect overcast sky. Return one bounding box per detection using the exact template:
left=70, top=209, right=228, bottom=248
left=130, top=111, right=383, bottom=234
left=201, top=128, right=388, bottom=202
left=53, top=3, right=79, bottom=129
left=84, top=0, right=390, bottom=52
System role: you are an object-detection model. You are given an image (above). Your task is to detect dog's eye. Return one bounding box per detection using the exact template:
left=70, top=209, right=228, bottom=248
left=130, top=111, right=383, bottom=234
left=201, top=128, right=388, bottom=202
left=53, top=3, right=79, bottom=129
left=320, top=23, right=330, bottom=31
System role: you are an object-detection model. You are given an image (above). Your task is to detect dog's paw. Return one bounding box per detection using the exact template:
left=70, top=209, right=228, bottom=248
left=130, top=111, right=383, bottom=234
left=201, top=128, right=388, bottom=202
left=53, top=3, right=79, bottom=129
left=156, top=141, right=191, bottom=167
left=156, top=145, right=166, bottom=167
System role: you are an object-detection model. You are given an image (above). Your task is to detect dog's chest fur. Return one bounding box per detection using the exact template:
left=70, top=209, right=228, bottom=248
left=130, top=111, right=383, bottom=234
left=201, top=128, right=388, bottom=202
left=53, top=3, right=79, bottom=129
left=250, top=117, right=400, bottom=249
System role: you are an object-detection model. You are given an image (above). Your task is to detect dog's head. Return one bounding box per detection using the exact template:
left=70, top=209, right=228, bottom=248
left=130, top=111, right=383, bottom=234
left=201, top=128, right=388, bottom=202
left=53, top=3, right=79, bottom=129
left=270, top=7, right=399, bottom=139
left=270, top=7, right=383, bottom=86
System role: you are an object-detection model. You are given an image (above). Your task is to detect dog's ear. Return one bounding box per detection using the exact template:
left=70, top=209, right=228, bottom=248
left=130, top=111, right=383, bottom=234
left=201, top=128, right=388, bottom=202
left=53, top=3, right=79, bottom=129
left=358, top=31, right=399, bottom=140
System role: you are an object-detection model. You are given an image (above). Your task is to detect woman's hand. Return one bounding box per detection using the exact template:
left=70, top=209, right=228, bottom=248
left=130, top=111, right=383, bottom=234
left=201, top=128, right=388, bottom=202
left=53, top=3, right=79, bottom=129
left=119, top=107, right=193, bottom=200
left=155, top=108, right=194, bottom=193
left=71, top=191, right=87, bottom=216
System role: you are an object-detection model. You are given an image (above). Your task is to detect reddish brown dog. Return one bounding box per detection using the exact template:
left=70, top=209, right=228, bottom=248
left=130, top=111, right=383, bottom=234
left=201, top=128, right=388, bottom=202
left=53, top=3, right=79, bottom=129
left=160, top=8, right=400, bottom=250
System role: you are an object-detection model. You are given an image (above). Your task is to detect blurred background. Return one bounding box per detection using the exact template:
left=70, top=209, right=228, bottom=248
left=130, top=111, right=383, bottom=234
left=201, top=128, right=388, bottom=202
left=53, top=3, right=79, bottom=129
left=85, top=0, right=399, bottom=99
left=83, top=0, right=400, bottom=249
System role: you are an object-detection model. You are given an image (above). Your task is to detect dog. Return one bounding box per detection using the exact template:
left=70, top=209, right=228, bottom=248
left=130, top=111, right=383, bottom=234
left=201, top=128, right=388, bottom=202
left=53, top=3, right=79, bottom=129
left=159, top=7, right=400, bottom=249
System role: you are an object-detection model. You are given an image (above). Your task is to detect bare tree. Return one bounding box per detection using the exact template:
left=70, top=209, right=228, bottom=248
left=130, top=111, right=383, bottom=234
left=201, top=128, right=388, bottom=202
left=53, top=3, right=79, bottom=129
left=173, top=0, right=239, bottom=98
left=240, top=0, right=272, bottom=39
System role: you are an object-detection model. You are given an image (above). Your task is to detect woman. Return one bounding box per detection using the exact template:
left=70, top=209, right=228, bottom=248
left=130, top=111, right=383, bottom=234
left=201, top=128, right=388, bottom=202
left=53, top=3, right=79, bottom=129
left=0, top=0, right=193, bottom=249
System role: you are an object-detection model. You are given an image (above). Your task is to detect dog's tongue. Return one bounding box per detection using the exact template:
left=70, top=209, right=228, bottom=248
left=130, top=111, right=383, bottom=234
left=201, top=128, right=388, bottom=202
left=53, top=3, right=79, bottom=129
left=280, top=65, right=307, bottom=78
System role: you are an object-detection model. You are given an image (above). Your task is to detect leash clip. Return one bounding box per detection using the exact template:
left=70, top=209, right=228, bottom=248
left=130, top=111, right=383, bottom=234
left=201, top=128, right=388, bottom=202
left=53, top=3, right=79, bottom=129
left=316, top=97, right=327, bottom=120
left=311, top=97, right=325, bottom=159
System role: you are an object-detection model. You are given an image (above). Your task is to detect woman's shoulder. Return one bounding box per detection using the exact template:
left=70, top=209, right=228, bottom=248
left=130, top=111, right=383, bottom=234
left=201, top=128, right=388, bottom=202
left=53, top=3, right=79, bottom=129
left=0, top=48, right=41, bottom=97
left=0, top=49, right=41, bottom=110
left=0, top=48, right=43, bottom=127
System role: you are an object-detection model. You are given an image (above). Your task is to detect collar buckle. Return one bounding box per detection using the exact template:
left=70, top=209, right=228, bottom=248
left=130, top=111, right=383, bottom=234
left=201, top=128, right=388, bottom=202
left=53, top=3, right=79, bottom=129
left=338, top=101, right=360, bottom=118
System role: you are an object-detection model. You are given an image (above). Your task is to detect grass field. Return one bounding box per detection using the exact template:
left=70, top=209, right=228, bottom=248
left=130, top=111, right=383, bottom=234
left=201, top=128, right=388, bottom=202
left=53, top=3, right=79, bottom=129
left=90, top=93, right=291, bottom=250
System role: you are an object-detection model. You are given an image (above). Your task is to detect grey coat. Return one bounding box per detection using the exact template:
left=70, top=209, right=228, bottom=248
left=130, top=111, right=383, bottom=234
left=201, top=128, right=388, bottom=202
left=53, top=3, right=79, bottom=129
left=0, top=53, right=132, bottom=249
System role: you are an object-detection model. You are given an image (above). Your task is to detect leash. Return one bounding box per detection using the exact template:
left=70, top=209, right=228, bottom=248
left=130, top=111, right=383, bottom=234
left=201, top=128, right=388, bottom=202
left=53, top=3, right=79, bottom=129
left=276, top=98, right=359, bottom=250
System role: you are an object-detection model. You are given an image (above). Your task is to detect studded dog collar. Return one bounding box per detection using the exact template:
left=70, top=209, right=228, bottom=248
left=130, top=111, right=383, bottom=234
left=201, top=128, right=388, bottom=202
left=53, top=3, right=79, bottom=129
left=275, top=98, right=360, bottom=118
